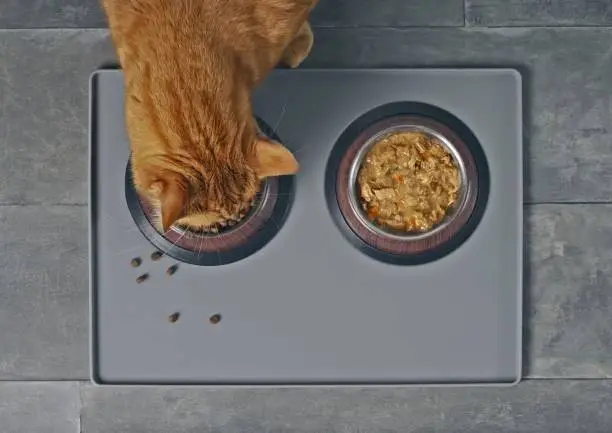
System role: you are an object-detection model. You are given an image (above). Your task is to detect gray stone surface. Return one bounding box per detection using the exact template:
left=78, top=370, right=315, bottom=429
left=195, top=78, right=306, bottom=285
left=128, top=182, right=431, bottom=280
left=0, top=29, right=115, bottom=205
left=0, top=382, right=80, bottom=433
left=2, top=202, right=609, bottom=381
left=0, top=206, right=88, bottom=379
left=526, top=205, right=612, bottom=378
left=467, top=0, right=612, bottom=26
left=310, top=0, right=464, bottom=27
left=0, top=0, right=105, bottom=28
left=0, top=0, right=464, bottom=29
left=1, top=28, right=612, bottom=380
left=80, top=380, right=612, bottom=433
left=4, top=28, right=612, bottom=204
left=307, top=27, right=612, bottom=203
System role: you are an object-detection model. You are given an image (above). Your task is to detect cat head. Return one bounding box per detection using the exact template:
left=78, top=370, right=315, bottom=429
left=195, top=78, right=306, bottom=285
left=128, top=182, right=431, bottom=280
left=132, top=134, right=298, bottom=232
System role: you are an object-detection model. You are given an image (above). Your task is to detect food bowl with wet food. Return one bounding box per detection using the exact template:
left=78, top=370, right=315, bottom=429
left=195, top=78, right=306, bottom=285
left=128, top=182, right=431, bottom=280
left=328, top=106, right=490, bottom=265
left=125, top=120, right=295, bottom=266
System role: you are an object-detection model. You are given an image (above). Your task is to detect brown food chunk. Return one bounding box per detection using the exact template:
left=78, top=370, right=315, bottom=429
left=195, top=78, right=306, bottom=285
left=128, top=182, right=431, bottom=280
left=136, top=273, right=149, bottom=284
left=150, top=251, right=163, bottom=261
left=168, top=312, right=180, bottom=323
left=209, top=314, right=222, bottom=325
left=130, top=257, right=142, bottom=268
left=357, top=131, right=460, bottom=232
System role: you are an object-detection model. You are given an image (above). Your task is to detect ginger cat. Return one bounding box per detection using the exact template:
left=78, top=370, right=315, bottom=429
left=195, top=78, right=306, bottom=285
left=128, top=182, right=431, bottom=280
left=101, top=0, right=318, bottom=231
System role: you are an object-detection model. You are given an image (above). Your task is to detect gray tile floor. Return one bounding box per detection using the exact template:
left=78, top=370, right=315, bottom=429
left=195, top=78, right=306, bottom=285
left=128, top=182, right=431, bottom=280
left=0, top=0, right=611, bottom=431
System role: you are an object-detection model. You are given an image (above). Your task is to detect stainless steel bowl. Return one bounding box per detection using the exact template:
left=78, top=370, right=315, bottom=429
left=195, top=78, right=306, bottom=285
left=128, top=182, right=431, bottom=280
left=329, top=107, right=486, bottom=262
left=347, top=123, right=471, bottom=241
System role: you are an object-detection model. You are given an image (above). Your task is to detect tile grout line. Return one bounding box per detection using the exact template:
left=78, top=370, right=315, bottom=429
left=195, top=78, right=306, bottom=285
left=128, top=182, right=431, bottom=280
left=3, top=25, right=612, bottom=31
left=78, top=384, right=84, bottom=433
left=0, top=203, right=87, bottom=207
left=0, top=378, right=611, bottom=385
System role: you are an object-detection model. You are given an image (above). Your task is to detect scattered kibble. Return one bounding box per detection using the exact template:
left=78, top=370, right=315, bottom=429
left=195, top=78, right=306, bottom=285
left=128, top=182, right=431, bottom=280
left=209, top=314, right=222, bottom=325
left=168, top=312, right=180, bottom=323
left=130, top=257, right=142, bottom=268
left=136, top=273, right=149, bottom=284
left=166, top=264, right=179, bottom=276
left=151, top=251, right=163, bottom=261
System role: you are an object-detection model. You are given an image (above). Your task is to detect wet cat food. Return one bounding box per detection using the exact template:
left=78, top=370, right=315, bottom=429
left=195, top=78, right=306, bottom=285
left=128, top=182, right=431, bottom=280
left=357, top=131, right=460, bottom=232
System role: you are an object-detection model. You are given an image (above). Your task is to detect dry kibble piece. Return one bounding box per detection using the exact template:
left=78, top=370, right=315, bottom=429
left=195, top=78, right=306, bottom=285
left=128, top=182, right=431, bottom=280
left=150, top=251, right=163, bottom=261
left=209, top=314, right=222, bottom=325
left=136, top=273, right=149, bottom=284
left=166, top=264, right=179, bottom=276
left=130, top=257, right=142, bottom=268
left=168, top=312, right=180, bottom=323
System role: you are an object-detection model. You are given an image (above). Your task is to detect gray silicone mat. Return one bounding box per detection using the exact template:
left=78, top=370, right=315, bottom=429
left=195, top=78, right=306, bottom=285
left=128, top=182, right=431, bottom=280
left=89, top=68, right=523, bottom=386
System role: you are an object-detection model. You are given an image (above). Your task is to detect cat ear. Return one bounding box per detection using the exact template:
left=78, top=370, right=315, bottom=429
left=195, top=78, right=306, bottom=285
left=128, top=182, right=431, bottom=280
left=150, top=177, right=187, bottom=232
left=251, top=137, right=299, bottom=178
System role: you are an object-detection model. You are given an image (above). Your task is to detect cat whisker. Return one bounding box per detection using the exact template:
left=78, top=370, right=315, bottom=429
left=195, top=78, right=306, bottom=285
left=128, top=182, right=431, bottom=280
left=233, top=226, right=251, bottom=246
left=290, top=144, right=310, bottom=155
left=160, top=224, right=183, bottom=237
left=268, top=213, right=282, bottom=231
left=271, top=102, right=288, bottom=136
left=215, top=245, right=221, bottom=264
left=197, top=233, right=205, bottom=258
left=166, top=230, right=187, bottom=253
left=200, top=230, right=220, bottom=258
left=266, top=193, right=295, bottom=197
left=161, top=229, right=174, bottom=237
left=195, top=231, right=222, bottom=263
